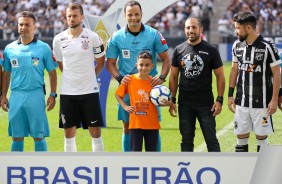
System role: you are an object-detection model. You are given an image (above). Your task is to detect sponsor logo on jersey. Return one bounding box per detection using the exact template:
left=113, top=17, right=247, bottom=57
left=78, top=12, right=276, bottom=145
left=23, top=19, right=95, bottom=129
left=61, top=37, right=68, bottom=41
left=135, top=111, right=147, bottom=115
left=199, top=51, right=208, bottom=55
left=180, top=53, right=204, bottom=78
left=122, top=50, right=130, bottom=58
left=81, top=40, right=90, bottom=50
left=10, top=58, right=19, bottom=68
left=81, top=35, right=89, bottom=39
left=238, top=63, right=262, bottom=72
left=254, top=48, right=266, bottom=52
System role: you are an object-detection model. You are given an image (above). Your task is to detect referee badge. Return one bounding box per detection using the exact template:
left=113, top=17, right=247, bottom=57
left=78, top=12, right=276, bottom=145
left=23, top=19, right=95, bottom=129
left=122, top=50, right=130, bottom=58
left=10, top=58, right=19, bottom=68
left=32, top=57, right=39, bottom=66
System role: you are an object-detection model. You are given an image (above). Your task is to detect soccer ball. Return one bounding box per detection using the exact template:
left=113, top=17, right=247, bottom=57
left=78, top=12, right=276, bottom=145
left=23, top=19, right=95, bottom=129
left=150, top=85, right=171, bottom=106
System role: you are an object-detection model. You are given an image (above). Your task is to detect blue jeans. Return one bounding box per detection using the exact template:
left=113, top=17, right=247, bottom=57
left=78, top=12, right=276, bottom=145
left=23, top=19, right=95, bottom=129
left=178, top=104, right=220, bottom=152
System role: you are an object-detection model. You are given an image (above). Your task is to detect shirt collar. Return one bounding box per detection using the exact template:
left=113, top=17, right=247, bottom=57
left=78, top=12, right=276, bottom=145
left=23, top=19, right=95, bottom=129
left=125, top=23, right=145, bottom=33
left=17, top=37, right=37, bottom=45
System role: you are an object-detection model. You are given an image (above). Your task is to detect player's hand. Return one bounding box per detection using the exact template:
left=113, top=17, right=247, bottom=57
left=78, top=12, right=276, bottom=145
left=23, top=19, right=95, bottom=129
left=211, top=101, right=222, bottom=116
left=278, top=96, right=282, bottom=111
left=169, top=103, right=177, bottom=117
left=150, top=76, right=164, bottom=87
left=268, top=99, right=278, bottom=115
left=123, top=105, right=135, bottom=113
left=228, top=97, right=236, bottom=113
left=1, top=96, right=9, bottom=112
left=121, top=75, right=131, bottom=85
left=160, top=99, right=172, bottom=107
left=46, top=96, right=56, bottom=111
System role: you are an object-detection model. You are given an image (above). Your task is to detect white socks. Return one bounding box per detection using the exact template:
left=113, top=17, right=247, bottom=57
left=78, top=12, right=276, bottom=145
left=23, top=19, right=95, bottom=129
left=64, top=136, right=104, bottom=152
left=237, top=137, right=249, bottom=145
left=64, top=137, right=77, bottom=152
left=92, top=136, right=104, bottom=152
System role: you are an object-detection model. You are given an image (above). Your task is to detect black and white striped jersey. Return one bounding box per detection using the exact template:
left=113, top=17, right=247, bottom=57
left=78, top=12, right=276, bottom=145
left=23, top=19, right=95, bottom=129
left=232, top=35, right=281, bottom=108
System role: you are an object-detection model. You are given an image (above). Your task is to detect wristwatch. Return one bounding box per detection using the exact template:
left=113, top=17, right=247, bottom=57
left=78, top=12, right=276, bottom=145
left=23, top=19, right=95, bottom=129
left=159, top=74, right=166, bottom=82
left=50, top=93, right=57, bottom=98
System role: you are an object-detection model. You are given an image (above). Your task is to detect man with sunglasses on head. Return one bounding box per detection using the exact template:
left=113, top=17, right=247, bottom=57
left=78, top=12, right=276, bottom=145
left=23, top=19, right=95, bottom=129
left=228, top=12, right=281, bottom=152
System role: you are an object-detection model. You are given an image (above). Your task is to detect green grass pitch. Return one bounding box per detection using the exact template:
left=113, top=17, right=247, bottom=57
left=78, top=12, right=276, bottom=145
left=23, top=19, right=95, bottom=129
left=0, top=62, right=281, bottom=152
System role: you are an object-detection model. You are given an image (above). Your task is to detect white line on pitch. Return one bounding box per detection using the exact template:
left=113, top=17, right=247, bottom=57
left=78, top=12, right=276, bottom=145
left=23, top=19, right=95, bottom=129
left=194, top=121, right=234, bottom=152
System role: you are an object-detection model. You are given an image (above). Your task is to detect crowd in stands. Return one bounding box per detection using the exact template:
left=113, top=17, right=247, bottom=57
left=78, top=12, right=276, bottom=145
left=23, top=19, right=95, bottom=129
left=147, top=0, right=214, bottom=41
left=1, top=0, right=282, bottom=43
left=0, top=0, right=114, bottom=40
left=0, top=0, right=214, bottom=40
left=218, top=0, right=282, bottom=43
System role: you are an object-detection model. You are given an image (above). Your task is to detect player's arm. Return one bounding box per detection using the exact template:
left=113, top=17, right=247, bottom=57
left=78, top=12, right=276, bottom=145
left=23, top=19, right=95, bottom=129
left=57, top=61, right=63, bottom=72
left=115, top=93, right=135, bottom=113
left=228, top=62, right=238, bottom=113
left=95, top=55, right=105, bottom=77
left=1, top=71, right=11, bottom=112
left=150, top=51, right=171, bottom=87
left=46, top=69, right=57, bottom=111
left=212, top=66, right=225, bottom=116
left=268, top=64, right=280, bottom=115
left=279, top=67, right=282, bottom=110
left=168, top=66, right=179, bottom=117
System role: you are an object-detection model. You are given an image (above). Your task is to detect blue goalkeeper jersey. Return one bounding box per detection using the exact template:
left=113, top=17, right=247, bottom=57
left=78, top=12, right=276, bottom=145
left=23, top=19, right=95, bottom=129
left=106, top=24, right=168, bottom=77
left=3, top=38, right=57, bottom=91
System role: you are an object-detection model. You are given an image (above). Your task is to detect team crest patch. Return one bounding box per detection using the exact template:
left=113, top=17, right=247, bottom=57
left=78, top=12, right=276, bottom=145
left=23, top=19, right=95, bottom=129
left=81, top=40, right=90, bottom=50
left=32, top=57, right=39, bottom=66
left=122, top=50, right=130, bottom=58
left=255, top=53, right=263, bottom=61
left=10, top=59, right=19, bottom=68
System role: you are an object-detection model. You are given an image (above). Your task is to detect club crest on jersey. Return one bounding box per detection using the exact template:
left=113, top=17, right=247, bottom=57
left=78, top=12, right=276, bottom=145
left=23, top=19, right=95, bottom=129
left=10, top=58, right=19, bottom=68
left=32, top=57, right=39, bottom=66
left=255, top=53, right=264, bottom=61
left=81, top=40, right=90, bottom=50
left=180, top=53, right=204, bottom=78
left=238, top=63, right=262, bottom=72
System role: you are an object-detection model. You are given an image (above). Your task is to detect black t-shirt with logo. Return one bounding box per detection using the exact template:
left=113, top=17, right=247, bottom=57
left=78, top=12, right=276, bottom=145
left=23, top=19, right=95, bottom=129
left=172, top=40, right=223, bottom=106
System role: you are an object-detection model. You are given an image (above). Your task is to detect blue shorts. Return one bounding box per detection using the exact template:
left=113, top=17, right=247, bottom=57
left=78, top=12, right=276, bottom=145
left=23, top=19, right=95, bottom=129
left=118, top=94, right=162, bottom=123
left=8, top=90, right=49, bottom=138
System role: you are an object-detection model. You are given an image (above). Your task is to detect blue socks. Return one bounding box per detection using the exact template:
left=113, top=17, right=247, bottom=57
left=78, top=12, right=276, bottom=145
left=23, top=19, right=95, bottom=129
left=122, top=133, right=130, bottom=152
left=34, top=139, right=48, bottom=151
left=11, top=140, right=24, bottom=152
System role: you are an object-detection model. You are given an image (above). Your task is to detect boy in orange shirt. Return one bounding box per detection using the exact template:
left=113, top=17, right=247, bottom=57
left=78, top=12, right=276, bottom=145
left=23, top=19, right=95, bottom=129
left=115, top=51, right=171, bottom=151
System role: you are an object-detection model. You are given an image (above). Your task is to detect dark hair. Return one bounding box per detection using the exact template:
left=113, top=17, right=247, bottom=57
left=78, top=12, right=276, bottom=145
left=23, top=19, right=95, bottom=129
left=185, top=17, right=203, bottom=28
left=138, top=50, right=152, bottom=59
left=233, top=12, right=256, bottom=28
left=124, top=0, right=142, bottom=14
left=18, top=11, right=37, bottom=22
left=67, top=2, right=84, bottom=15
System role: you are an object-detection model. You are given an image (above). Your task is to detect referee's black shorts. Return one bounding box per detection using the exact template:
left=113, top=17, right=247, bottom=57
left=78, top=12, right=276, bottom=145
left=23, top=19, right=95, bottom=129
left=59, top=93, right=104, bottom=129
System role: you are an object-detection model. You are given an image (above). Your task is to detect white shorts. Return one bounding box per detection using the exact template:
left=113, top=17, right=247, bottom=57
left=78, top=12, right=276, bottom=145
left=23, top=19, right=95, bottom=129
left=234, top=105, right=274, bottom=135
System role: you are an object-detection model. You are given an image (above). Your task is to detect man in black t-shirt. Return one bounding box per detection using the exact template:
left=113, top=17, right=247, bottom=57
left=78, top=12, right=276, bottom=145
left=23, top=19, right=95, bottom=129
left=169, top=17, right=225, bottom=152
